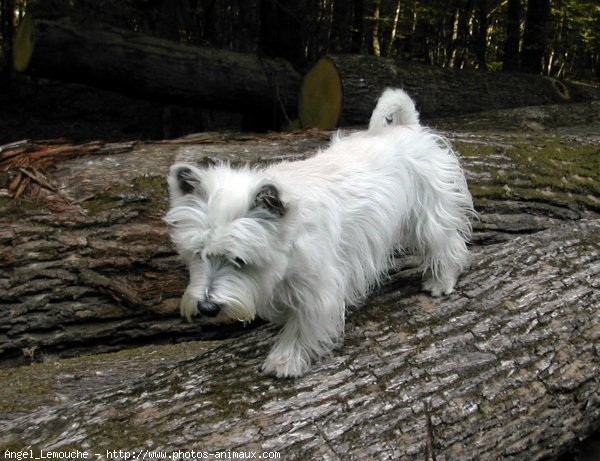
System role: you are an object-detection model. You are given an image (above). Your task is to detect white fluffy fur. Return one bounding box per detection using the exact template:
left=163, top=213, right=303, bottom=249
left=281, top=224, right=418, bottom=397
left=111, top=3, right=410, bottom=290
left=369, top=87, right=420, bottom=130
left=165, top=88, right=475, bottom=378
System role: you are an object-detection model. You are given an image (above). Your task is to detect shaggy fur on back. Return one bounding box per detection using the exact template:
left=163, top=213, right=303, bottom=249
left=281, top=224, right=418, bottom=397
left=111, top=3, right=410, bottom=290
left=165, top=88, right=475, bottom=378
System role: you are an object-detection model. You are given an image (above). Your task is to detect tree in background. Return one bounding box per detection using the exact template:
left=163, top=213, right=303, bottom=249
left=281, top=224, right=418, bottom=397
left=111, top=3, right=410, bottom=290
left=0, top=0, right=16, bottom=83
left=502, top=0, right=522, bottom=72
left=521, top=0, right=551, bottom=73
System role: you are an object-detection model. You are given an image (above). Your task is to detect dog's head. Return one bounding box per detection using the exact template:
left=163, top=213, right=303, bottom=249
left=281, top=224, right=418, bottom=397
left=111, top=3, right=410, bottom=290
left=165, top=162, right=291, bottom=324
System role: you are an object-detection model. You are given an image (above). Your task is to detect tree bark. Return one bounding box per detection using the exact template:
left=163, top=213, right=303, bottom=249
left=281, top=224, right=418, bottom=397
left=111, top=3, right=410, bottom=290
left=0, top=0, right=16, bottom=83
left=1, top=105, right=599, bottom=363
left=0, top=132, right=330, bottom=365
left=298, top=54, right=578, bottom=129
left=12, top=12, right=300, bottom=129
left=474, top=0, right=490, bottom=70
left=0, top=220, right=598, bottom=459
left=1, top=112, right=599, bottom=459
left=502, top=0, right=521, bottom=72
left=371, top=0, right=382, bottom=57
left=520, top=0, right=551, bottom=74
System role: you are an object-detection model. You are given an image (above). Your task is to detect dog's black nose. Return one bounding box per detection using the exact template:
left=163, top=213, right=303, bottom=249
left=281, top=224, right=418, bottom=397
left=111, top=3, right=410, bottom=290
left=197, top=300, right=221, bottom=317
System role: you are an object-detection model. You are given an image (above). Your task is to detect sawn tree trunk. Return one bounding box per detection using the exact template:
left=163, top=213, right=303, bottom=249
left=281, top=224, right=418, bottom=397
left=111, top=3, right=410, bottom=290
left=13, top=12, right=300, bottom=128
left=298, top=54, right=585, bottom=128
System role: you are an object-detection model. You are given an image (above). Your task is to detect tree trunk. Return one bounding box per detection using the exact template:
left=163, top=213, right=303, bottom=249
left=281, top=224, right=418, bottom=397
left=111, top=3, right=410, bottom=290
left=448, top=0, right=475, bottom=69
left=371, top=0, right=382, bottom=57
left=520, top=0, right=551, bottom=74
left=474, top=0, right=490, bottom=70
left=0, top=0, right=16, bottom=83
left=0, top=133, right=331, bottom=365
left=502, top=0, right=521, bottom=72
left=387, top=0, right=402, bottom=57
left=12, top=12, right=301, bottom=129
left=298, top=54, right=577, bottom=129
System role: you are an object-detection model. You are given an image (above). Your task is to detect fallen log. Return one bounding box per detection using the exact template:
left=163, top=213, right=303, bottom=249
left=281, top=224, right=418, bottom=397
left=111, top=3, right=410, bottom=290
left=299, top=54, right=583, bottom=128
left=0, top=132, right=331, bottom=364
left=0, top=112, right=598, bottom=364
left=13, top=13, right=300, bottom=128
left=0, top=218, right=598, bottom=460
left=0, top=109, right=599, bottom=458
left=431, top=100, right=600, bottom=133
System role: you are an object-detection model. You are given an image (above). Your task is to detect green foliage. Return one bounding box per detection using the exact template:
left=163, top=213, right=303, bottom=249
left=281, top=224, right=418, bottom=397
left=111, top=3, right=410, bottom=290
left=548, top=0, right=600, bottom=77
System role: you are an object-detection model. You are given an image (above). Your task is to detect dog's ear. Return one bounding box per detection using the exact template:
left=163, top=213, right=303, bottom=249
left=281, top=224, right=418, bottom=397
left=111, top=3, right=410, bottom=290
left=254, top=184, right=286, bottom=217
left=169, top=164, right=204, bottom=197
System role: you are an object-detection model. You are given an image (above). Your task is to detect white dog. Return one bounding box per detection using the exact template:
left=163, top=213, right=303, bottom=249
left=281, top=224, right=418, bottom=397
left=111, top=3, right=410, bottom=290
left=165, top=88, right=475, bottom=378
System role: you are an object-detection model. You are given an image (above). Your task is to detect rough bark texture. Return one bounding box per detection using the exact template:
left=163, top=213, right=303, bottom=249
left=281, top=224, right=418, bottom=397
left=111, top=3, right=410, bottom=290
left=298, top=54, right=595, bottom=128
left=1, top=105, right=599, bottom=459
left=0, top=132, right=330, bottom=365
left=13, top=13, right=300, bottom=126
left=0, top=220, right=598, bottom=460
left=431, top=100, right=600, bottom=133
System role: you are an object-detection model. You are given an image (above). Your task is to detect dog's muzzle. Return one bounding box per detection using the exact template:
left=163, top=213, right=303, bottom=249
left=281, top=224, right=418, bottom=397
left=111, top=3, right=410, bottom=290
left=197, top=300, right=221, bottom=317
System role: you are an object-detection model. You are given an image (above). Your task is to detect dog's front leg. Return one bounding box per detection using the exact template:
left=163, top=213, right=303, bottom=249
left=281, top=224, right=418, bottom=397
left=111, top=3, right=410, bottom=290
left=262, top=313, right=313, bottom=378
left=262, top=305, right=343, bottom=378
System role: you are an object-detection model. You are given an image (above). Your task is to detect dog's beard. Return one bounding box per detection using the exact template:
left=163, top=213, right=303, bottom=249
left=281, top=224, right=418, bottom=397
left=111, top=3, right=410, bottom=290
left=180, top=258, right=271, bottom=324
left=179, top=289, right=256, bottom=324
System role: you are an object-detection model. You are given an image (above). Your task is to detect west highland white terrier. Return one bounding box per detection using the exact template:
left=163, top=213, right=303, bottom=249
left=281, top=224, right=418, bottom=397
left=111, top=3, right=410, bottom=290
left=165, top=88, right=475, bottom=378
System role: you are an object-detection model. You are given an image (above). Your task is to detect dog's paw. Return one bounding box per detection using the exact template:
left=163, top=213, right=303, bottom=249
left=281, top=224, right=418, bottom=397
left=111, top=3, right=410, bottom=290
left=179, top=290, right=199, bottom=322
left=262, top=348, right=311, bottom=379
left=422, top=277, right=456, bottom=297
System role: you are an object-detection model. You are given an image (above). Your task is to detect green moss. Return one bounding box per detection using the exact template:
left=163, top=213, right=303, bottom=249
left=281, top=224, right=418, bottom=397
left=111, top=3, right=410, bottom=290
left=455, top=135, right=600, bottom=210
left=0, top=341, right=220, bottom=414
left=508, top=141, right=599, bottom=194
left=0, top=195, right=14, bottom=209
left=456, top=143, right=504, bottom=157
left=1, top=196, right=47, bottom=217
left=131, top=175, right=168, bottom=192
left=83, top=175, right=169, bottom=216
left=0, top=363, right=59, bottom=413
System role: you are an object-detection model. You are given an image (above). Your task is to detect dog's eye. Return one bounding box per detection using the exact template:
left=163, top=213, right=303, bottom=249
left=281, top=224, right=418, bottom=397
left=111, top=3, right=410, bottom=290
left=231, top=257, right=247, bottom=268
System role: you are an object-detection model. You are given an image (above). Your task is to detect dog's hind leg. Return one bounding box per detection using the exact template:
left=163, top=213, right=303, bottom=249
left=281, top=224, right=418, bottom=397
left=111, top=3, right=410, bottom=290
left=419, top=225, right=470, bottom=297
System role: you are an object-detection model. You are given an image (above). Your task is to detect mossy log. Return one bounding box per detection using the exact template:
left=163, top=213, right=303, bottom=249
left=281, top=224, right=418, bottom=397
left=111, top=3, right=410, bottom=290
left=299, top=54, right=582, bottom=128
left=13, top=12, right=300, bottom=127
left=1, top=110, right=599, bottom=364
left=1, top=106, right=600, bottom=459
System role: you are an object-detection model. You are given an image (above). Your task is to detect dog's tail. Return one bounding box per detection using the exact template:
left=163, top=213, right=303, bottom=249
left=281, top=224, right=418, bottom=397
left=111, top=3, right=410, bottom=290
left=368, top=88, right=420, bottom=131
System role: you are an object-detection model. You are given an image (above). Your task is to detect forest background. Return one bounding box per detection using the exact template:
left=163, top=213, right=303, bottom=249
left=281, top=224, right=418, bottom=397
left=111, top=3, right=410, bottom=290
left=0, top=0, right=599, bottom=140
left=1, top=0, right=599, bottom=85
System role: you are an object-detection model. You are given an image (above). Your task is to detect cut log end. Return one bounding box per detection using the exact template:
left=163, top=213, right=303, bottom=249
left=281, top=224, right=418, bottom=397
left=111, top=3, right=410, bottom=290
left=13, top=14, right=34, bottom=73
left=299, top=56, right=343, bottom=129
left=545, top=76, right=571, bottom=100
left=299, top=55, right=580, bottom=129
